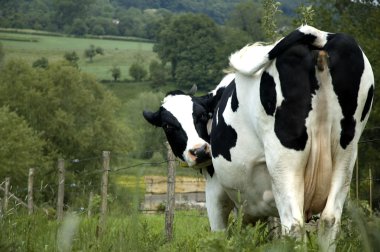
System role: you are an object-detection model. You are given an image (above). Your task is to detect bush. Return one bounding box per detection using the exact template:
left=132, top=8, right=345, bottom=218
left=32, top=57, right=49, bottom=68
left=110, top=66, right=121, bottom=81
left=129, top=62, right=147, bottom=81
left=64, top=51, right=79, bottom=68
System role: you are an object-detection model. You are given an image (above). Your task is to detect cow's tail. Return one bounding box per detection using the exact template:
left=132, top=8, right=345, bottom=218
left=229, top=25, right=330, bottom=76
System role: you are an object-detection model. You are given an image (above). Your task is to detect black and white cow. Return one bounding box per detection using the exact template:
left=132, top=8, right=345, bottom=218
left=211, top=25, right=374, bottom=250
left=144, top=25, right=374, bottom=251
left=143, top=73, right=235, bottom=230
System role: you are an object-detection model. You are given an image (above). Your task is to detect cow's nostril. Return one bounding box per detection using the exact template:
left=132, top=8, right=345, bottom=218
left=189, top=149, right=196, bottom=156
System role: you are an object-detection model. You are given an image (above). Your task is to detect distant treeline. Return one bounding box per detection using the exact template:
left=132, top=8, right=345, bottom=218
left=0, top=0, right=301, bottom=39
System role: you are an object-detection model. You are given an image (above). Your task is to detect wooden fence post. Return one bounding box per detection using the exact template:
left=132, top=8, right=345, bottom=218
left=4, top=177, right=10, bottom=212
left=57, top=159, right=65, bottom=221
left=88, top=191, right=93, bottom=217
left=165, top=142, right=176, bottom=241
left=27, top=168, right=35, bottom=215
left=98, top=151, right=110, bottom=236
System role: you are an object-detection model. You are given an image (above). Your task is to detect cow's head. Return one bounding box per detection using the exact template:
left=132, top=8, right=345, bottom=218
left=143, top=86, right=221, bottom=167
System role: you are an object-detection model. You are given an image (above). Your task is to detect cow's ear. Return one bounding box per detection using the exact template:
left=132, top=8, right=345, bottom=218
left=187, top=84, right=197, bottom=96
left=200, top=91, right=222, bottom=114
left=143, top=110, right=161, bottom=127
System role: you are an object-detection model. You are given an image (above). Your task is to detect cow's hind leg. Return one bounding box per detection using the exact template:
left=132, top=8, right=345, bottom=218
left=318, top=145, right=357, bottom=252
left=266, top=149, right=307, bottom=237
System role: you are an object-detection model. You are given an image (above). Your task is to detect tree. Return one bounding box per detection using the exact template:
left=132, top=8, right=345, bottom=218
left=149, top=60, right=166, bottom=86
left=0, top=42, right=4, bottom=65
left=70, top=18, right=88, bottom=36
left=0, top=106, right=46, bottom=187
left=84, top=45, right=104, bottom=62
left=226, top=1, right=264, bottom=40
left=154, top=13, right=221, bottom=89
left=110, top=66, right=121, bottom=81
left=129, top=62, right=147, bottom=81
left=0, top=59, right=130, bottom=188
left=64, top=51, right=79, bottom=68
left=53, top=0, right=94, bottom=29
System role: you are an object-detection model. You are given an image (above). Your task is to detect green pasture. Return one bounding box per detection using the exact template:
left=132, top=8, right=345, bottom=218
left=0, top=32, right=157, bottom=80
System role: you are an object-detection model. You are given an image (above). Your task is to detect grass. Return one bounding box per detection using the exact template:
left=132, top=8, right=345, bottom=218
left=0, top=31, right=157, bottom=80
left=1, top=203, right=379, bottom=251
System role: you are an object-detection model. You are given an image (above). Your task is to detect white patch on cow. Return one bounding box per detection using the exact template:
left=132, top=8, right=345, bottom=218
left=210, top=73, right=235, bottom=96
left=162, top=95, right=208, bottom=166
left=229, top=43, right=274, bottom=76
left=299, top=25, right=329, bottom=48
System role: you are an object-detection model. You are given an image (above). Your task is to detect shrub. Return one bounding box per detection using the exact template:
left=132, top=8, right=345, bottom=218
left=32, top=57, right=49, bottom=68
left=129, top=62, right=147, bottom=81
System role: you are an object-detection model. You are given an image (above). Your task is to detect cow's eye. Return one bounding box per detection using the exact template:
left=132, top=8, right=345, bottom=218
left=163, top=123, right=175, bottom=131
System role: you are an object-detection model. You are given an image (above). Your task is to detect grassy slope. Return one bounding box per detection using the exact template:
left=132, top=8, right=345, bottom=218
left=0, top=32, right=157, bottom=80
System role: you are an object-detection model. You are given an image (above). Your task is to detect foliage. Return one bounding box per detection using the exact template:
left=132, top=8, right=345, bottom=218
left=149, top=60, right=167, bottom=86
left=154, top=13, right=221, bottom=89
left=64, top=51, right=79, bottom=68
left=0, top=59, right=130, bottom=188
left=125, top=91, right=166, bottom=159
left=84, top=44, right=104, bottom=62
left=129, top=62, right=147, bottom=81
left=0, top=42, right=4, bottom=65
left=226, top=1, right=264, bottom=41
left=32, top=57, right=49, bottom=68
left=0, top=106, right=47, bottom=186
left=262, top=0, right=283, bottom=42
left=70, top=18, right=89, bottom=36
left=110, top=65, right=121, bottom=81
left=293, top=4, right=316, bottom=27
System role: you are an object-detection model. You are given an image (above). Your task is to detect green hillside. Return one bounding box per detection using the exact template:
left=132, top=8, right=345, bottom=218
left=0, top=32, right=157, bottom=81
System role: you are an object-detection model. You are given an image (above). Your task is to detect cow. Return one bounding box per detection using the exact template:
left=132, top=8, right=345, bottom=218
left=211, top=25, right=374, bottom=251
left=144, top=25, right=374, bottom=251
left=143, top=73, right=236, bottom=230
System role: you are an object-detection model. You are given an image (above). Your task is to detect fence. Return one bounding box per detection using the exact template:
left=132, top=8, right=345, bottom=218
left=0, top=145, right=186, bottom=240
left=0, top=142, right=379, bottom=239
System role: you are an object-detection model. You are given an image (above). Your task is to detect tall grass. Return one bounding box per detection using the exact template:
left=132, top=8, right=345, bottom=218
left=1, top=202, right=378, bottom=251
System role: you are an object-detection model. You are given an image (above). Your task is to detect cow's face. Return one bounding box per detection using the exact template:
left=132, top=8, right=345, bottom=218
left=143, top=91, right=212, bottom=167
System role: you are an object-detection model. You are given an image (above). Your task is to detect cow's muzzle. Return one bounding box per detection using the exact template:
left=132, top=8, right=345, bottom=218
left=189, top=143, right=211, bottom=164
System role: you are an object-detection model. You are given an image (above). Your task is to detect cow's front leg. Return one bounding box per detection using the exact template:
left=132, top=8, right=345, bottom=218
left=204, top=172, right=234, bottom=231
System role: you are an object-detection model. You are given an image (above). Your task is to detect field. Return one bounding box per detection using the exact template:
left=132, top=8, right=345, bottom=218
left=0, top=31, right=157, bottom=80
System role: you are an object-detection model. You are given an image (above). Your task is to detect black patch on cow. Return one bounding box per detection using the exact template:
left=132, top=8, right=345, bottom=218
left=159, top=108, right=188, bottom=160
left=166, top=90, right=185, bottom=96
left=230, top=80, right=239, bottom=112
left=192, top=101, right=210, bottom=143
left=211, top=82, right=238, bottom=161
left=274, top=44, right=319, bottom=151
left=268, top=30, right=318, bottom=60
left=207, top=165, right=214, bottom=177
left=361, top=85, right=374, bottom=122
left=260, top=71, right=277, bottom=116
left=324, top=33, right=364, bottom=149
